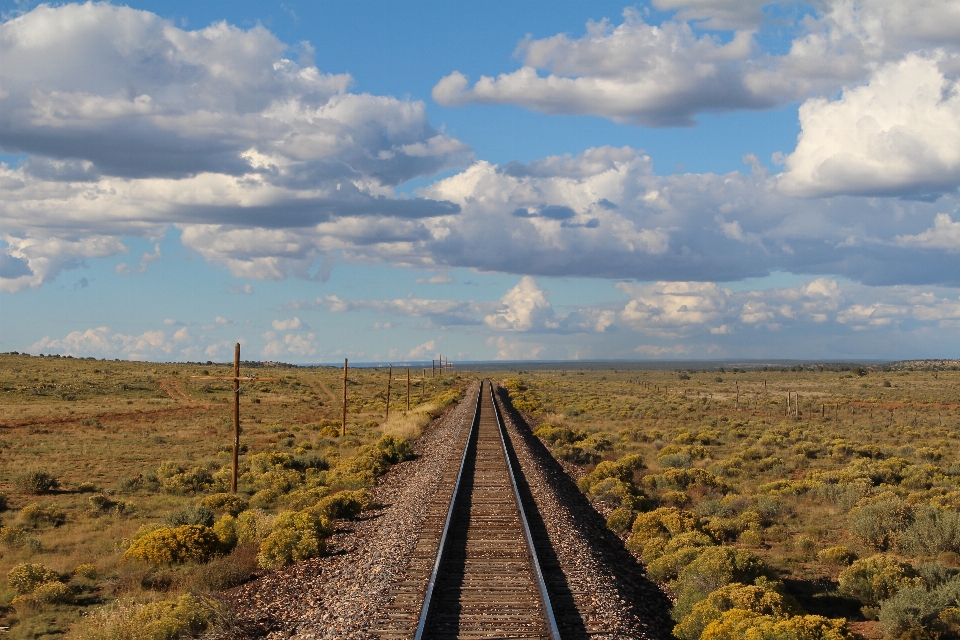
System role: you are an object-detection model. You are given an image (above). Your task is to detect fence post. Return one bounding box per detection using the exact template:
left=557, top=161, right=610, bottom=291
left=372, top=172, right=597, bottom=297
left=232, top=343, right=240, bottom=493
left=342, top=358, right=348, bottom=437
left=386, top=364, right=392, bottom=420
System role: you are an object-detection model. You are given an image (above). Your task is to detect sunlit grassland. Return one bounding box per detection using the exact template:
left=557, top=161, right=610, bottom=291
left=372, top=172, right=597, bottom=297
left=0, top=353, right=462, bottom=639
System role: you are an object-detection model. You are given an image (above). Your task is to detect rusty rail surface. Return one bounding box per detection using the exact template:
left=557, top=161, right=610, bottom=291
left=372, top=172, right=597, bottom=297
left=377, top=381, right=561, bottom=639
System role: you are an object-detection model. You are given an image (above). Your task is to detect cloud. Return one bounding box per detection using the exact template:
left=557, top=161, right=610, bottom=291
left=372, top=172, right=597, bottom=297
left=433, top=8, right=762, bottom=127
left=0, top=3, right=471, bottom=289
left=434, top=2, right=960, bottom=126
left=228, top=283, right=255, bottom=295
left=261, top=331, right=319, bottom=358
left=485, top=336, right=545, bottom=360
left=272, top=317, right=304, bottom=331
left=116, top=243, right=161, bottom=275
left=896, top=213, right=960, bottom=250
left=415, top=273, right=454, bottom=284
left=29, top=325, right=192, bottom=360
left=286, top=293, right=492, bottom=326
left=779, top=54, right=960, bottom=198
left=484, top=276, right=559, bottom=331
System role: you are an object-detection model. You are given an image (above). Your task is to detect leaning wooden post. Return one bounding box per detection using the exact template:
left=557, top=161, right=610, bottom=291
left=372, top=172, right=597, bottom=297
left=386, top=364, right=392, bottom=420
left=432, top=359, right=435, bottom=377
left=342, top=358, right=348, bottom=437
left=232, top=343, right=241, bottom=493
left=421, top=369, right=425, bottom=402
left=406, top=368, right=411, bottom=411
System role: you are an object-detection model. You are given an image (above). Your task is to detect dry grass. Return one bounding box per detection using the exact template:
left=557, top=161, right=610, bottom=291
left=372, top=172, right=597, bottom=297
left=0, top=354, right=464, bottom=639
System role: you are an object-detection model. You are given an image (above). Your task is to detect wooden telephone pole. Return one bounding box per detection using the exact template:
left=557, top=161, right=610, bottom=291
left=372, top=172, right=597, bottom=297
left=190, top=343, right=278, bottom=493
left=386, top=364, right=392, bottom=420
left=342, top=358, right=348, bottom=437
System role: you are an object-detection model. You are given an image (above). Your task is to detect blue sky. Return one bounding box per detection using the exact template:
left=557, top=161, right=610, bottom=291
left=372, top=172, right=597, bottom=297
left=1, top=0, right=959, bottom=363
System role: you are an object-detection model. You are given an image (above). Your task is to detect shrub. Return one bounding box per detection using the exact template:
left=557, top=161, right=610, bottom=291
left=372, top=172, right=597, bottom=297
left=74, top=563, right=97, bottom=579
left=89, top=493, right=123, bottom=514
left=164, top=505, right=215, bottom=528
left=213, top=514, right=237, bottom=550
left=0, top=526, right=41, bottom=550
left=898, top=506, right=960, bottom=556
left=187, top=543, right=259, bottom=592
left=257, top=509, right=332, bottom=569
left=837, top=555, right=926, bottom=606
left=878, top=576, right=960, bottom=638
left=249, top=488, right=279, bottom=509
left=649, top=546, right=713, bottom=583
left=197, top=493, right=248, bottom=516
left=700, top=609, right=853, bottom=640
left=578, top=455, right=646, bottom=493
left=817, top=546, right=858, bottom=566
left=284, top=486, right=332, bottom=511
left=160, top=466, right=216, bottom=494
left=33, top=580, right=72, bottom=604
left=849, top=497, right=913, bottom=551
left=672, top=546, right=772, bottom=621
left=72, top=594, right=220, bottom=640
left=19, top=502, right=66, bottom=527
left=586, top=477, right=647, bottom=510
left=628, top=507, right=701, bottom=550
left=674, top=582, right=804, bottom=640
left=14, top=470, right=58, bottom=494
left=310, top=489, right=369, bottom=520
left=235, top=509, right=275, bottom=544
left=607, top=507, right=636, bottom=534
left=122, top=525, right=221, bottom=565
left=7, top=562, right=59, bottom=594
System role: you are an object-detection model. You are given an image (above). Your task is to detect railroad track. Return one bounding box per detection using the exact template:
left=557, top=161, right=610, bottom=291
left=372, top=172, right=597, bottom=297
left=376, top=381, right=563, bottom=639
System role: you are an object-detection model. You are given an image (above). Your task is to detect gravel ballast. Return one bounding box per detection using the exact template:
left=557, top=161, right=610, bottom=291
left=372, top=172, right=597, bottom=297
left=219, top=380, right=673, bottom=639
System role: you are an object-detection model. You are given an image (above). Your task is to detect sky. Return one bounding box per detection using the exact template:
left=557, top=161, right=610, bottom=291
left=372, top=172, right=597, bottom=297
left=1, top=0, right=959, bottom=364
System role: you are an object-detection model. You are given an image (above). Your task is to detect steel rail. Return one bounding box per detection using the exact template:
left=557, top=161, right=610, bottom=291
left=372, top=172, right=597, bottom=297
left=413, top=382, right=483, bottom=639
left=490, top=383, right=562, bottom=640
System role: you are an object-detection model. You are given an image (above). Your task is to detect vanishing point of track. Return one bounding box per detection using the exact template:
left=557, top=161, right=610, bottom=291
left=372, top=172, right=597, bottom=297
left=377, top=381, right=562, bottom=639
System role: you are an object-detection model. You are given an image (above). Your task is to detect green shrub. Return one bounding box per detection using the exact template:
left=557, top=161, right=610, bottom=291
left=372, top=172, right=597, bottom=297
left=74, top=563, right=97, bottom=579
left=672, top=546, right=772, bottom=621
left=19, top=502, right=66, bottom=527
left=213, top=514, right=237, bottom=550
left=898, top=506, right=960, bottom=556
left=700, top=609, right=853, bottom=640
left=607, top=507, right=636, bottom=534
left=284, top=486, right=332, bottom=511
left=627, top=507, right=701, bottom=551
left=0, top=526, right=41, bottom=550
left=310, top=489, right=369, bottom=520
left=849, top=497, right=913, bottom=551
left=817, top=546, right=858, bottom=567
left=586, top=477, right=647, bottom=510
left=257, top=509, right=332, bottom=569
left=534, top=425, right=589, bottom=445
left=235, top=509, right=275, bottom=544
left=578, top=455, right=646, bottom=493
left=122, top=525, right=221, bottom=565
left=73, top=594, right=220, bottom=640
left=249, top=488, right=279, bottom=509
left=649, top=546, right=712, bottom=583
left=196, top=493, right=248, bottom=516
left=837, top=554, right=926, bottom=606
left=7, top=562, right=59, bottom=594
left=878, top=576, right=960, bottom=639
left=14, top=470, right=59, bottom=494
left=33, top=580, right=72, bottom=604
left=164, top=505, right=215, bottom=527
left=89, top=493, right=123, bottom=514
left=674, top=582, right=803, bottom=640
left=160, top=466, right=216, bottom=495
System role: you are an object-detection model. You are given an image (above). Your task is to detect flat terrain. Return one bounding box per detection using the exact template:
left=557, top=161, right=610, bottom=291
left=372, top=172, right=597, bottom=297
left=1, top=356, right=958, bottom=640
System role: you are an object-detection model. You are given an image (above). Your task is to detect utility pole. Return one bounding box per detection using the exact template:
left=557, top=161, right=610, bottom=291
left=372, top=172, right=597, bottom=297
left=386, top=364, right=392, bottom=420
left=342, top=358, right=348, bottom=437
left=406, top=368, right=410, bottom=411
left=190, top=343, right=278, bottom=492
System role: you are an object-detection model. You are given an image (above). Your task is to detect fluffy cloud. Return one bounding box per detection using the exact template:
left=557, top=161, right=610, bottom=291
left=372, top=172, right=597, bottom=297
left=484, top=277, right=559, bottom=331
left=896, top=214, right=960, bottom=250
left=779, top=54, right=960, bottom=198
left=30, top=325, right=192, bottom=360
left=0, top=3, right=470, bottom=290
left=272, top=317, right=304, bottom=331
left=434, top=1, right=960, bottom=126
left=261, top=331, right=319, bottom=358
left=433, top=8, right=761, bottom=126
